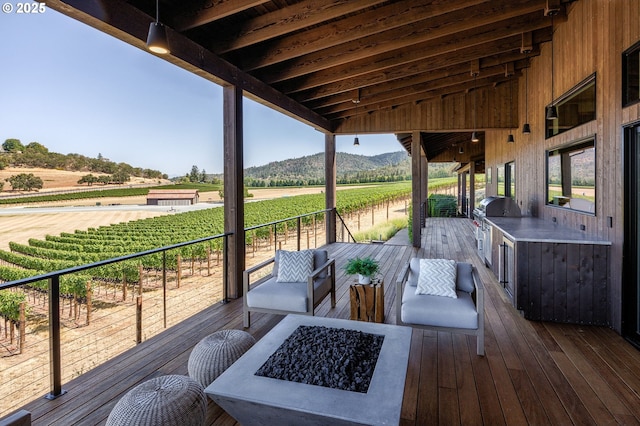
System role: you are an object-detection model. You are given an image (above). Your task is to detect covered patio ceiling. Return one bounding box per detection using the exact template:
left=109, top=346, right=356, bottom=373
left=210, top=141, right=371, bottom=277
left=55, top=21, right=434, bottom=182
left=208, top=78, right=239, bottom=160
left=46, top=0, right=574, bottom=160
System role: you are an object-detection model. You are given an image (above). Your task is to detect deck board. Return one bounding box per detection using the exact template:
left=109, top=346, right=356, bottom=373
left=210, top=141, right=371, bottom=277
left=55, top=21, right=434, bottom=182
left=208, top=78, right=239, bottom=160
left=16, top=218, right=640, bottom=425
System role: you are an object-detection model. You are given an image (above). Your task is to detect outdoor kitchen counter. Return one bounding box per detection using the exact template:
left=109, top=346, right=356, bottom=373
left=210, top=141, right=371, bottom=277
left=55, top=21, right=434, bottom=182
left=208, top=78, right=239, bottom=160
left=485, top=217, right=611, bottom=245
left=483, top=217, right=611, bottom=326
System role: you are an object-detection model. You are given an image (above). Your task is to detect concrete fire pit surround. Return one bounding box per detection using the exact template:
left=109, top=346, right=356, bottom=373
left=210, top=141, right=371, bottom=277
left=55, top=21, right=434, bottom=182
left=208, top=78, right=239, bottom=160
left=205, top=314, right=412, bottom=426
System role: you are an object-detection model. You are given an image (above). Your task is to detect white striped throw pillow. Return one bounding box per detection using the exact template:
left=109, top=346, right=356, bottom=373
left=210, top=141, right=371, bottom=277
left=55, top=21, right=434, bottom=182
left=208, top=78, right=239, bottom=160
left=415, top=259, right=457, bottom=298
left=276, top=250, right=314, bottom=282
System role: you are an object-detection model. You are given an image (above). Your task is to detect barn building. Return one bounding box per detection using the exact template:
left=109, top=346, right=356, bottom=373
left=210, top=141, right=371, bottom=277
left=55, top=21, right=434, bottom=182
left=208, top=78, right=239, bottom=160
left=146, top=189, right=199, bottom=206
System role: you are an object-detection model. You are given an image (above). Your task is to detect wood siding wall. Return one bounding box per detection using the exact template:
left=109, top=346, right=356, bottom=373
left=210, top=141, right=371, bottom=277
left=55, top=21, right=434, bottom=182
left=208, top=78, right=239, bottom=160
left=486, top=0, right=640, bottom=332
left=335, top=81, right=517, bottom=134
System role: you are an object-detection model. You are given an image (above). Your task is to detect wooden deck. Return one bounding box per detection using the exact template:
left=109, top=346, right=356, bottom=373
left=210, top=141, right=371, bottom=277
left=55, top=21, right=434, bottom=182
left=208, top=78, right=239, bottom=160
left=17, top=218, right=640, bottom=425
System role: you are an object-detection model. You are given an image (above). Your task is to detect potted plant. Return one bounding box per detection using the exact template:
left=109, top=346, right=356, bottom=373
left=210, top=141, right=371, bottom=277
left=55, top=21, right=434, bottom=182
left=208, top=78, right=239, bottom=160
left=344, top=256, right=380, bottom=284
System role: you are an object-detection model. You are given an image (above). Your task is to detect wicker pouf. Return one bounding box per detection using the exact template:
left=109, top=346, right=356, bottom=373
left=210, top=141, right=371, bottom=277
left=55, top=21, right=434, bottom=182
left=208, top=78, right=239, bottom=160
left=188, top=329, right=256, bottom=387
left=105, top=374, right=206, bottom=426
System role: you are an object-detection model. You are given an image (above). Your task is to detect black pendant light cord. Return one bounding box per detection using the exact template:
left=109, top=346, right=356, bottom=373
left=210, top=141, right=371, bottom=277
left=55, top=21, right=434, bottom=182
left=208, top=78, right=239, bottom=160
left=524, top=53, right=528, bottom=120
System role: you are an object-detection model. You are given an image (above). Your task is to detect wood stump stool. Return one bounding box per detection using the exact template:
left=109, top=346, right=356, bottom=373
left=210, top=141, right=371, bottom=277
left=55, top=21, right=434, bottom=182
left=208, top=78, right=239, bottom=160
left=188, top=329, right=256, bottom=388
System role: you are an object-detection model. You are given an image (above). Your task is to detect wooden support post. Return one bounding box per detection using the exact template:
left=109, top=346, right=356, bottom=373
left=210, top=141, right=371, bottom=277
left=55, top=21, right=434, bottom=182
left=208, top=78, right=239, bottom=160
left=411, top=131, right=422, bottom=247
left=325, top=133, right=337, bottom=244
left=223, top=84, right=245, bottom=300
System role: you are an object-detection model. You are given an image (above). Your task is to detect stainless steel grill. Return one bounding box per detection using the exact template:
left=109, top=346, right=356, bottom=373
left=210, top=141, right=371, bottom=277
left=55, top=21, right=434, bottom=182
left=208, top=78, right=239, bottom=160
left=474, top=196, right=521, bottom=219
left=472, top=197, right=521, bottom=266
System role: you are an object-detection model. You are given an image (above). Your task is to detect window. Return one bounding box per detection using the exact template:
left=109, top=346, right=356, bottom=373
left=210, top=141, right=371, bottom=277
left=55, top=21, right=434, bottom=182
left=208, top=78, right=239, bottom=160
left=506, top=162, right=515, bottom=199
left=546, top=138, right=596, bottom=213
left=496, top=163, right=515, bottom=198
left=546, top=74, right=596, bottom=138
left=623, top=40, right=640, bottom=107
left=497, top=165, right=505, bottom=196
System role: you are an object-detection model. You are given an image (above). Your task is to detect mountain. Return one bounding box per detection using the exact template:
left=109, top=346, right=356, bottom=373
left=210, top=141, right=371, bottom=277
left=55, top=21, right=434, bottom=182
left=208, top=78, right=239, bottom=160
left=241, top=151, right=455, bottom=187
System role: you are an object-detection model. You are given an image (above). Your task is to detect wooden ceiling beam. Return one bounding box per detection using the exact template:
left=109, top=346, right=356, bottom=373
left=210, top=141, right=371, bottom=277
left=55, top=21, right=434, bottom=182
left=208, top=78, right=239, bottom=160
left=172, top=0, right=271, bottom=32
left=234, top=0, right=492, bottom=71
left=294, top=42, right=544, bottom=105
left=48, top=0, right=332, bottom=132
left=317, top=62, right=526, bottom=116
left=318, top=73, right=503, bottom=117
left=306, top=52, right=529, bottom=108
left=260, top=9, right=554, bottom=88
left=209, top=0, right=387, bottom=54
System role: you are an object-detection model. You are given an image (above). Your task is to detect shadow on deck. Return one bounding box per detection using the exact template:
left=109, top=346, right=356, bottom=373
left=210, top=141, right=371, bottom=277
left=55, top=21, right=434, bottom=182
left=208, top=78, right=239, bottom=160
left=17, top=218, right=640, bottom=425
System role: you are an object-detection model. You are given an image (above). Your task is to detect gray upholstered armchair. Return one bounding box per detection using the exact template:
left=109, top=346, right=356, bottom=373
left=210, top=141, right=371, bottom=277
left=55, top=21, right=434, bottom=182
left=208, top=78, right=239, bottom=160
left=243, top=249, right=336, bottom=328
left=396, top=259, right=485, bottom=356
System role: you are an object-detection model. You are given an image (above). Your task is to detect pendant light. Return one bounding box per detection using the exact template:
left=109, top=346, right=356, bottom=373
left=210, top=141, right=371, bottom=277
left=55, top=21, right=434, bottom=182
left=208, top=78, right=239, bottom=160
left=471, top=71, right=480, bottom=143
left=522, top=54, right=531, bottom=134
left=459, top=145, right=464, bottom=154
left=147, top=0, right=170, bottom=54
left=546, top=14, right=558, bottom=120
left=353, top=91, right=360, bottom=146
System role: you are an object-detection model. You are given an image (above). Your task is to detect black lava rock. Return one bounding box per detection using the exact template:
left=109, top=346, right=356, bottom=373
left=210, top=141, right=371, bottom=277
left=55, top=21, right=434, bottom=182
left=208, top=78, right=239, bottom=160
left=254, top=325, right=384, bottom=393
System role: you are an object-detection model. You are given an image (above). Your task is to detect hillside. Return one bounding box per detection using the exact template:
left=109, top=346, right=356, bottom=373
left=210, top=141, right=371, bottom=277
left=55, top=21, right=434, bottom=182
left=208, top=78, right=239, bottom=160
left=242, top=151, right=455, bottom=186
left=1, top=139, right=167, bottom=180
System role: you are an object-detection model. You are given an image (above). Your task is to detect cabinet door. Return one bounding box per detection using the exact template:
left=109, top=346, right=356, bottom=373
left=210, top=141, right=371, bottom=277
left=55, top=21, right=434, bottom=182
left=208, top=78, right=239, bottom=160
left=490, top=226, right=503, bottom=276
left=499, top=238, right=515, bottom=301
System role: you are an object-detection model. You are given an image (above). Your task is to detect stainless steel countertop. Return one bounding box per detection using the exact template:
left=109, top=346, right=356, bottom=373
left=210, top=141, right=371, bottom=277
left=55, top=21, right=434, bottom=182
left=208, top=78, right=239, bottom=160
left=485, top=217, right=611, bottom=245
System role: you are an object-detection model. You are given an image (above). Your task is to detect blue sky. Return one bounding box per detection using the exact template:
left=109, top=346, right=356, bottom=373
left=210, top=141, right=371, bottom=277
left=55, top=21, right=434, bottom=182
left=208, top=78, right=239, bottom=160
left=0, top=8, right=402, bottom=177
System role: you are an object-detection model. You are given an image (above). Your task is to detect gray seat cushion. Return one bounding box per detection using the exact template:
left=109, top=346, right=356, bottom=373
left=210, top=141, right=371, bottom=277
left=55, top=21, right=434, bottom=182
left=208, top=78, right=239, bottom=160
left=246, top=276, right=332, bottom=313
left=401, top=283, right=478, bottom=329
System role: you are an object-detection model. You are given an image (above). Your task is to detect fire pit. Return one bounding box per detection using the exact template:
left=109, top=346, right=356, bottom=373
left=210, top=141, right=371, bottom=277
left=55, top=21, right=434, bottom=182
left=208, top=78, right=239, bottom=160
left=205, top=315, right=412, bottom=426
left=255, top=324, right=384, bottom=393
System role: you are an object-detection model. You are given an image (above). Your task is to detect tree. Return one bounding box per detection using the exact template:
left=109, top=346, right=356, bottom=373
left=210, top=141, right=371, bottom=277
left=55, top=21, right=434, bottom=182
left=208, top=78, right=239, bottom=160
left=7, top=173, right=43, bottom=191
left=2, top=139, right=24, bottom=153
left=24, top=142, right=48, bottom=154
left=189, top=165, right=200, bottom=183
left=111, top=171, right=130, bottom=184
left=200, top=169, right=207, bottom=183
left=78, top=174, right=98, bottom=186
